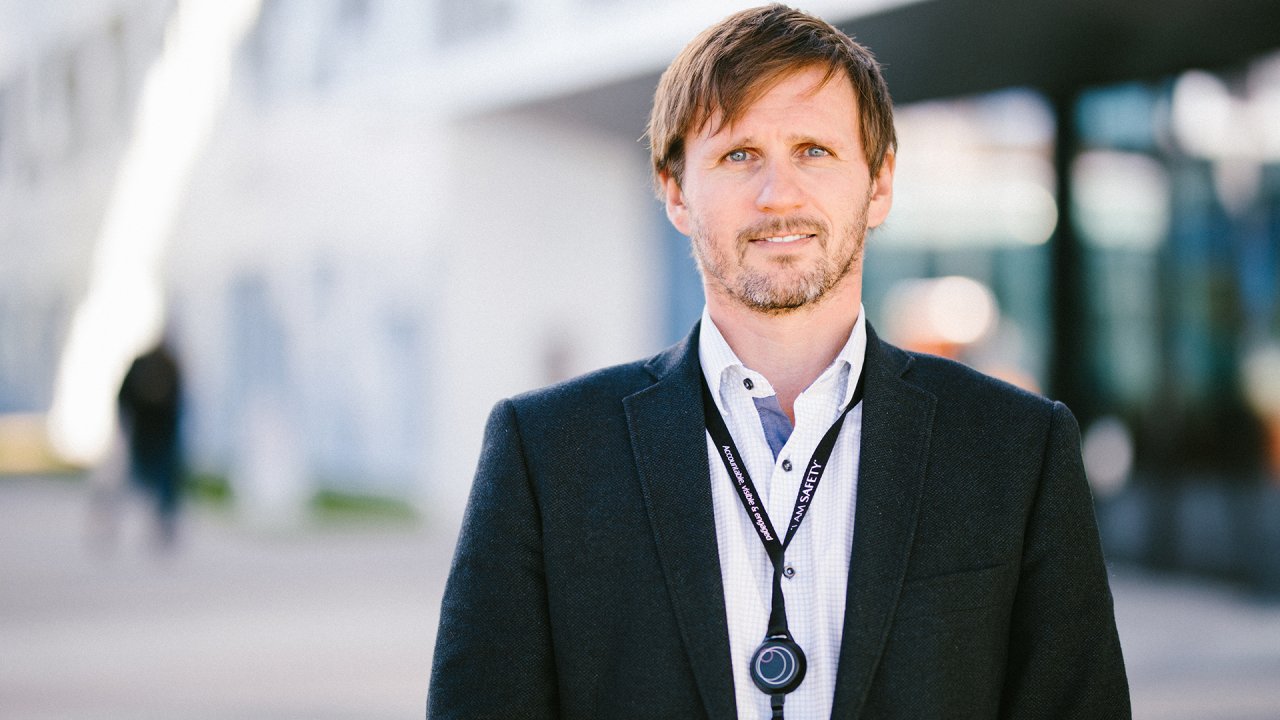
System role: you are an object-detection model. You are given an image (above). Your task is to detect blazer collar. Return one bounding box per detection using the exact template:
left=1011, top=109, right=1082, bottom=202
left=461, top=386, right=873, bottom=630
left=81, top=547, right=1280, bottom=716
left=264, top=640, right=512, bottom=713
left=626, top=322, right=738, bottom=720
left=830, top=325, right=937, bottom=717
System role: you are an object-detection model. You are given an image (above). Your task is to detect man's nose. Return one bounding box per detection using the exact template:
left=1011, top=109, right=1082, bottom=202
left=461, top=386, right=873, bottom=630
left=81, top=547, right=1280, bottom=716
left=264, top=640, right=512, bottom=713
left=755, top=159, right=805, bottom=213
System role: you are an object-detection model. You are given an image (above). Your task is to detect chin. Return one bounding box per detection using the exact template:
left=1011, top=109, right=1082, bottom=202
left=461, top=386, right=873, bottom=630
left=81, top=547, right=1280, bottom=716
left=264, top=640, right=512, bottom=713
left=737, top=282, right=828, bottom=314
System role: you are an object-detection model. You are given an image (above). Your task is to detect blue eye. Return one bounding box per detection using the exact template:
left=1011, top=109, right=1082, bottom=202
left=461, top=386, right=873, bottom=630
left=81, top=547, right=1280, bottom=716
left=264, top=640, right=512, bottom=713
left=726, top=149, right=750, bottom=162
left=804, top=146, right=830, bottom=157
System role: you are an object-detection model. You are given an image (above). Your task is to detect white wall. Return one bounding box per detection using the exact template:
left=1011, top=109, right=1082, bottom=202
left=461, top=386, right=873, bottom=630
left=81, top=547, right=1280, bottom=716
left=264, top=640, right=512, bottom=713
left=429, top=108, right=662, bottom=515
left=167, top=85, right=664, bottom=519
left=168, top=93, right=448, bottom=502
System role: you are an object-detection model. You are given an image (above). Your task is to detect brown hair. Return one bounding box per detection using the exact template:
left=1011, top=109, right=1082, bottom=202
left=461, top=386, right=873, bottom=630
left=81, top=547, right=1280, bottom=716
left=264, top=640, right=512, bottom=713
left=646, top=3, right=896, bottom=194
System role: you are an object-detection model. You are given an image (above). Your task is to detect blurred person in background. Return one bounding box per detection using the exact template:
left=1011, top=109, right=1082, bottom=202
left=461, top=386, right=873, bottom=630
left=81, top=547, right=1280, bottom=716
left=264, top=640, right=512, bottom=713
left=114, top=338, right=186, bottom=550
left=429, top=4, right=1128, bottom=719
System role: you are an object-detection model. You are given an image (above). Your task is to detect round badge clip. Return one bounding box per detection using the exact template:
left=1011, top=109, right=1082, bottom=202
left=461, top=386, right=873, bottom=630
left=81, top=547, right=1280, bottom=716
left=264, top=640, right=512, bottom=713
left=750, top=634, right=807, bottom=695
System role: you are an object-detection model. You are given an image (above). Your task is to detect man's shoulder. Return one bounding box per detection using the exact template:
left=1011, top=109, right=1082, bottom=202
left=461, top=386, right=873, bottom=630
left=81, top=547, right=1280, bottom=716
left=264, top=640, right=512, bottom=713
left=885, top=347, right=1081, bottom=464
left=505, top=328, right=696, bottom=417
left=508, top=357, right=657, bottom=414
left=893, top=345, right=1059, bottom=420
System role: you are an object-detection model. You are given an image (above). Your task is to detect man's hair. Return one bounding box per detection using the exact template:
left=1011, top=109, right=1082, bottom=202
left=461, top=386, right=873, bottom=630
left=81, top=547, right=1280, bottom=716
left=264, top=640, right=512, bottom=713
left=645, top=3, right=897, bottom=195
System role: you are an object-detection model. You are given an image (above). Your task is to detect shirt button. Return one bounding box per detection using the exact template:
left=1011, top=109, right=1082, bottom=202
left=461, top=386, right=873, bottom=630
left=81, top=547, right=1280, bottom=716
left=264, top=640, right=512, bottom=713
left=783, top=565, right=796, bottom=579
left=743, top=378, right=754, bottom=390
left=781, top=459, right=793, bottom=472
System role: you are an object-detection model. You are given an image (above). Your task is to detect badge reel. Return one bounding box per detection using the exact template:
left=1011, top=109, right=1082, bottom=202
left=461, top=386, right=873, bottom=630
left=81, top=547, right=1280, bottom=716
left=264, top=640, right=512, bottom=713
left=751, top=633, right=806, bottom=695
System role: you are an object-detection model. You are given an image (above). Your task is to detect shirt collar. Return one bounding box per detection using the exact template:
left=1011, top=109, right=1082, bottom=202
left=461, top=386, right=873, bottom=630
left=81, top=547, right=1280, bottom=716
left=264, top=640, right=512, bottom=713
left=697, top=305, right=868, bottom=414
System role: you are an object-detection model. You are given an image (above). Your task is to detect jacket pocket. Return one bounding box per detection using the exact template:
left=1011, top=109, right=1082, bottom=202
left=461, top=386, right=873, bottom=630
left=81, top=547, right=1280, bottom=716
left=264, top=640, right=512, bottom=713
left=895, top=562, right=1012, bottom=620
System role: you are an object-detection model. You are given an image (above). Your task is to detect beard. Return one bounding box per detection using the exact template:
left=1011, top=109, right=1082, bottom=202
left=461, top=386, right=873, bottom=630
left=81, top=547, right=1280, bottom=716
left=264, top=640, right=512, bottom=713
left=690, top=201, right=869, bottom=315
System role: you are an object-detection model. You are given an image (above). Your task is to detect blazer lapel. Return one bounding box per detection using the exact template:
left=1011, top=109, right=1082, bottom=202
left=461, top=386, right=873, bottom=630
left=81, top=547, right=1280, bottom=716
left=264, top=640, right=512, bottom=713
left=830, top=327, right=937, bottom=717
left=624, top=325, right=737, bottom=720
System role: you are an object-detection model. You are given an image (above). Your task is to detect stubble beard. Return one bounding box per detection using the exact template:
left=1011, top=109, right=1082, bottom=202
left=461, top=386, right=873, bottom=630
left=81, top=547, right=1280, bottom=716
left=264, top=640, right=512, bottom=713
left=691, top=204, right=869, bottom=316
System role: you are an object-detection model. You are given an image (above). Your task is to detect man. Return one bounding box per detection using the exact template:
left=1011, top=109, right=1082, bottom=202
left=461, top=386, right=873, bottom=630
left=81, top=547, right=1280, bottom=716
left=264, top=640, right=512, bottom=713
left=428, top=5, right=1129, bottom=719
left=115, top=340, right=185, bottom=548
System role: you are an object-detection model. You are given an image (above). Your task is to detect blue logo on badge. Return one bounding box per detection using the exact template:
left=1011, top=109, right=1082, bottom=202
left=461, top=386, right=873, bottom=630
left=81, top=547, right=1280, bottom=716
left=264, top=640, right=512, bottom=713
left=751, top=637, right=805, bottom=694
left=754, top=645, right=798, bottom=687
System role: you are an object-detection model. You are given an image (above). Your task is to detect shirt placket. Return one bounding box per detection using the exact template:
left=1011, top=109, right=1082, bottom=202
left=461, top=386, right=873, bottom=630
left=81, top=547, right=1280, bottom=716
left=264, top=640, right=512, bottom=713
left=720, top=367, right=783, bottom=634
left=784, top=367, right=849, bottom=651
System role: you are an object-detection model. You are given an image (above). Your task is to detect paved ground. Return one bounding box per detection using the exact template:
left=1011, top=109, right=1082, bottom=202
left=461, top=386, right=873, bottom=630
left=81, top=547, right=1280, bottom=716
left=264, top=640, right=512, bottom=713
left=2, top=476, right=1279, bottom=719
left=1112, top=571, right=1280, bottom=719
left=0, top=477, right=448, bottom=720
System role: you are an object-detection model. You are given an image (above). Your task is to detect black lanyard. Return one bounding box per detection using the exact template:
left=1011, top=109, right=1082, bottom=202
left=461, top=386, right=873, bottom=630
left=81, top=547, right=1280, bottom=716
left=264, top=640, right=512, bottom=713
left=701, top=371, right=864, bottom=717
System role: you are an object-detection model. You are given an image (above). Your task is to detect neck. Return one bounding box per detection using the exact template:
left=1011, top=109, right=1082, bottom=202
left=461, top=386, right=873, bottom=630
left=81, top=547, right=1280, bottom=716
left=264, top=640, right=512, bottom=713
left=707, top=283, right=860, bottom=422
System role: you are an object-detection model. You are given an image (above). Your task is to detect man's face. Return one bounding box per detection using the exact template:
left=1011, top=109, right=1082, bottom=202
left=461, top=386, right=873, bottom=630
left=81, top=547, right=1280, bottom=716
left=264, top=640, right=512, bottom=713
left=662, top=65, right=894, bottom=315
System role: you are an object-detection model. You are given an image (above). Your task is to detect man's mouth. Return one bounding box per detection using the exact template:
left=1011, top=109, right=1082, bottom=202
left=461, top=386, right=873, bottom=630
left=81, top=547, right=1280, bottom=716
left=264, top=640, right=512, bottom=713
left=754, top=233, right=815, bottom=244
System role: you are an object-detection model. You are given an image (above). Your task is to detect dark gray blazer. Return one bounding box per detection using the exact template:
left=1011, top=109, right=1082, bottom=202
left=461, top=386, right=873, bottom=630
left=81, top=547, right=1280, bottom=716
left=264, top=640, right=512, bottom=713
left=428, top=324, right=1130, bottom=719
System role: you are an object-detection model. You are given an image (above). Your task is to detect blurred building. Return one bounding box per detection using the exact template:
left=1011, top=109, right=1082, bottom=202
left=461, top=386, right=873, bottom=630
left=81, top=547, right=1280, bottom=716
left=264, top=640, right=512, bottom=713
left=0, top=0, right=172, bottom=416
left=2, top=0, right=1280, bottom=585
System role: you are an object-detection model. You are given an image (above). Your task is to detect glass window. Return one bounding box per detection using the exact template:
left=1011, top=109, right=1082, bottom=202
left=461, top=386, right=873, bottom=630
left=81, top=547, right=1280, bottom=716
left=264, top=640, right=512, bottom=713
left=1076, top=52, right=1280, bottom=481
left=868, top=88, right=1056, bottom=392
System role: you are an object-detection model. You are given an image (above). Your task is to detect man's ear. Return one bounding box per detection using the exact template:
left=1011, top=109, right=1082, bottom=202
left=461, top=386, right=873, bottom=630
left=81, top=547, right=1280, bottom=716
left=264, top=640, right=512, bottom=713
left=661, top=171, right=692, bottom=236
left=867, top=149, right=895, bottom=229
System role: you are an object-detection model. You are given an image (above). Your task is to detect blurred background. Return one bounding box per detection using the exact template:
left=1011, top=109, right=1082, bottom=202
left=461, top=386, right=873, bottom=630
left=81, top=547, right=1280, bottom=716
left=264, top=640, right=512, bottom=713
left=2, top=0, right=1279, bottom=718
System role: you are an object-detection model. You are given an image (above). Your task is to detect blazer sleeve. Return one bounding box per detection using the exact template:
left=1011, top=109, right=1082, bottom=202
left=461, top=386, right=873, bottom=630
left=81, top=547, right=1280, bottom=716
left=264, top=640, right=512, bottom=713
left=999, top=401, right=1132, bottom=718
left=427, top=399, right=558, bottom=720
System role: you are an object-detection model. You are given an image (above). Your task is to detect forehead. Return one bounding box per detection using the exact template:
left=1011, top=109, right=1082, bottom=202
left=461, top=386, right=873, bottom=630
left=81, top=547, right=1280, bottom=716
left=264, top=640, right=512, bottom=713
left=690, top=66, right=859, bottom=144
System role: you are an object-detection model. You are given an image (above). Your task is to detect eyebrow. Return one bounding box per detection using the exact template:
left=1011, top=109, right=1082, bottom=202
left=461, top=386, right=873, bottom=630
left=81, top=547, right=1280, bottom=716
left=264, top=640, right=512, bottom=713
left=709, top=133, right=838, bottom=150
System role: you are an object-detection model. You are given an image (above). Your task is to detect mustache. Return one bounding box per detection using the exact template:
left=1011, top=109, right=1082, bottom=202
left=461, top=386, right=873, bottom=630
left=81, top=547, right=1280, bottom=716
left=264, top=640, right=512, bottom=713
left=736, top=216, right=828, bottom=242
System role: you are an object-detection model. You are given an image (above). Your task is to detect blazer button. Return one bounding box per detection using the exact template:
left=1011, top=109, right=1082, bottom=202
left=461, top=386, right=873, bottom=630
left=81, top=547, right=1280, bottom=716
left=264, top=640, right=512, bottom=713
left=781, top=459, right=793, bottom=472
left=783, top=564, right=796, bottom=579
left=743, top=378, right=754, bottom=390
